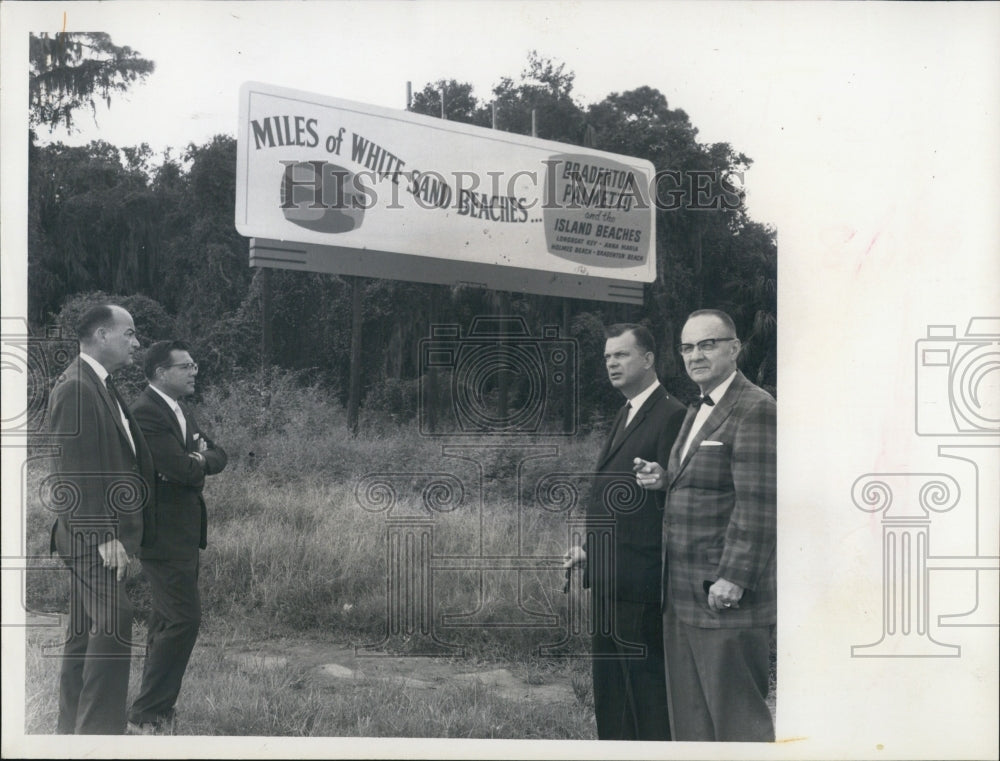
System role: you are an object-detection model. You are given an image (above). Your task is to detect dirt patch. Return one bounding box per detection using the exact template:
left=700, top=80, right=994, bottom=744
left=224, top=638, right=578, bottom=704
left=453, top=668, right=575, bottom=703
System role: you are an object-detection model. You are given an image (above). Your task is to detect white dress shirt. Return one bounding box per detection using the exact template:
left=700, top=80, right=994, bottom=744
left=79, top=351, right=136, bottom=455
left=624, top=378, right=661, bottom=427
left=150, top=384, right=187, bottom=442
left=680, top=371, right=738, bottom=461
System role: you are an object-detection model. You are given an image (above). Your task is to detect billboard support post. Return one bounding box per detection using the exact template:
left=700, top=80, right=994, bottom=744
left=260, top=267, right=272, bottom=372
left=347, top=275, right=363, bottom=436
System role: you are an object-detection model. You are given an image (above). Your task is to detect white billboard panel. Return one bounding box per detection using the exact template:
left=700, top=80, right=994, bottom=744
left=236, top=82, right=656, bottom=303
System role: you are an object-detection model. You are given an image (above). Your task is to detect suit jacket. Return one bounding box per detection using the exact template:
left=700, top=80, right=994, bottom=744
left=663, top=371, right=776, bottom=628
left=131, top=386, right=227, bottom=560
left=47, top=356, right=156, bottom=557
left=586, top=385, right=687, bottom=603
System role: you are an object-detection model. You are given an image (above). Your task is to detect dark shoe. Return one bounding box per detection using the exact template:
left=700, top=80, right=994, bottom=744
left=126, top=710, right=176, bottom=735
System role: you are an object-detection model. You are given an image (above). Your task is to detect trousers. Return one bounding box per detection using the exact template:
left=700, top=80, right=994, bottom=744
left=662, top=601, right=774, bottom=742
left=128, top=556, right=201, bottom=725
left=57, top=552, right=135, bottom=734
left=591, top=595, right=670, bottom=740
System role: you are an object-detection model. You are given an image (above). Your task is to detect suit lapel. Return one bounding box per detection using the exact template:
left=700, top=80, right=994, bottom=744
left=669, top=407, right=697, bottom=475
left=79, top=358, right=135, bottom=455
left=145, top=386, right=186, bottom=447
left=178, top=399, right=196, bottom=449
left=671, top=373, right=747, bottom=484
left=598, top=387, right=662, bottom=468
left=597, top=404, right=629, bottom=468
left=121, top=396, right=152, bottom=465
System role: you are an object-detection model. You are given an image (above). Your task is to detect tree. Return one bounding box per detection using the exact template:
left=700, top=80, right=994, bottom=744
left=160, top=136, right=252, bottom=336
left=409, top=80, right=491, bottom=127
left=29, top=32, right=155, bottom=133
left=28, top=140, right=176, bottom=324
left=583, top=85, right=776, bottom=394
left=491, top=51, right=585, bottom=143
left=28, top=32, right=159, bottom=326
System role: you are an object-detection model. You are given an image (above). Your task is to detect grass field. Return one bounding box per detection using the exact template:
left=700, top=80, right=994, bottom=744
left=23, top=621, right=598, bottom=738
left=20, top=372, right=774, bottom=737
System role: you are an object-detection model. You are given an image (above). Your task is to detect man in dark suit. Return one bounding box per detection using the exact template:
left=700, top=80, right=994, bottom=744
left=637, top=309, right=776, bottom=741
left=564, top=323, right=686, bottom=740
left=126, top=340, right=227, bottom=732
left=48, top=304, right=156, bottom=734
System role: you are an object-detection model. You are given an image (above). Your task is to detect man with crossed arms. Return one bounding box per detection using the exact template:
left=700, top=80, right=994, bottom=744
left=127, top=340, right=227, bottom=732
left=636, top=309, right=776, bottom=742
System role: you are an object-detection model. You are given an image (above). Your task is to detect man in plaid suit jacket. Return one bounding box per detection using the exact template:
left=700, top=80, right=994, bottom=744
left=636, top=309, right=776, bottom=741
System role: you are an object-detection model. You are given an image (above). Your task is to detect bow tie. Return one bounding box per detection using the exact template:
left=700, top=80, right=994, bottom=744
left=692, top=394, right=714, bottom=409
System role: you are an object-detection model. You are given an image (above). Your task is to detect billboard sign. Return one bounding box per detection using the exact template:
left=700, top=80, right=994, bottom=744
left=236, top=82, right=657, bottom=303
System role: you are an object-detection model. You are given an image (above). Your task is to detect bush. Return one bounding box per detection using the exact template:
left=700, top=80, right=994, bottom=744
left=196, top=367, right=352, bottom=481
left=362, top=378, right=419, bottom=423
left=48, top=290, right=176, bottom=401
left=191, top=275, right=263, bottom=382
left=53, top=290, right=175, bottom=343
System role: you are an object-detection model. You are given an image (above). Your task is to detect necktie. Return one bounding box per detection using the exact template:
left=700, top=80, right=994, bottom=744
left=172, top=401, right=188, bottom=443
left=610, top=402, right=631, bottom=450
left=106, top=377, right=137, bottom=455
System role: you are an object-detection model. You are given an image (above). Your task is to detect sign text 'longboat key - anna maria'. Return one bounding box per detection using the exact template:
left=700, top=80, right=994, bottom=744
left=235, top=82, right=657, bottom=303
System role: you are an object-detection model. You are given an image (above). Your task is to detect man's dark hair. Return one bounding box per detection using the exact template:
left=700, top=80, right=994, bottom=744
left=144, top=340, right=191, bottom=381
left=605, top=323, right=656, bottom=355
left=687, top=309, right=738, bottom=338
left=76, top=305, right=117, bottom=342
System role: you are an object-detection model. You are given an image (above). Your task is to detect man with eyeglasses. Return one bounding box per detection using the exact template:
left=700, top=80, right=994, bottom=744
left=126, top=340, right=227, bottom=733
left=636, top=309, right=776, bottom=741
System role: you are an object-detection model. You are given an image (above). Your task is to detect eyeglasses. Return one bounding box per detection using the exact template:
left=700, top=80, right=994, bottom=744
left=677, top=337, right=737, bottom=356
left=163, top=362, right=198, bottom=372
